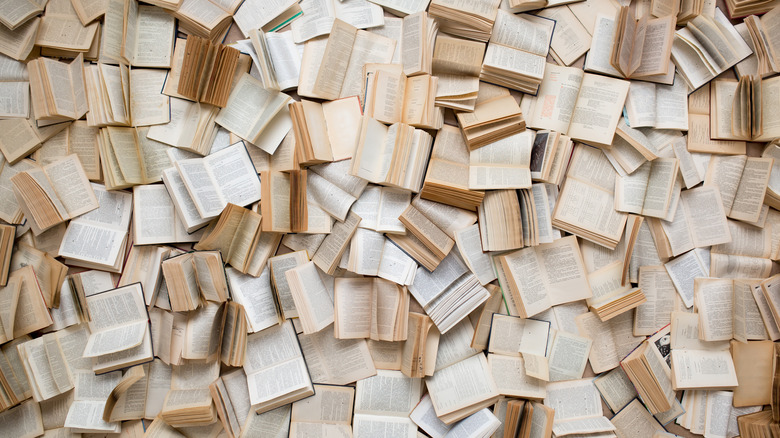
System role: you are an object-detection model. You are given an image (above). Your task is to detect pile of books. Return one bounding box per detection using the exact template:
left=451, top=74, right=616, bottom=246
left=0, top=0, right=778, bottom=437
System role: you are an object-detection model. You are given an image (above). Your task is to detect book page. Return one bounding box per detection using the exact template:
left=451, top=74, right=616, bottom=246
left=567, top=73, right=630, bottom=146
left=730, top=157, right=772, bottom=223
left=633, top=16, right=675, bottom=77
left=130, top=69, right=170, bottom=127
left=204, top=142, right=262, bottom=212
left=694, top=278, right=733, bottom=342
left=425, top=353, right=498, bottom=419
left=547, top=331, right=591, bottom=382
left=593, top=367, right=638, bottom=413
left=355, top=369, right=421, bottom=417
left=132, top=5, right=175, bottom=67
left=334, top=277, right=373, bottom=339
left=431, top=35, right=484, bottom=77
left=528, top=63, right=584, bottom=133
left=43, top=154, right=98, bottom=219
left=469, top=131, right=532, bottom=190
left=286, top=261, right=334, bottom=334
left=340, top=30, right=395, bottom=99
left=671, top=349, right=738, bottom=389
left=298, top=325, right=377, bottom=385
left=611, top=399, right=665, bottom=437
left=680, top=185, right=731, bottom=248
left=488, top=314, right=549, bottom=357
left=216, top=74, right=290, bottom=144
left=584, top=14, right=623, bottom=77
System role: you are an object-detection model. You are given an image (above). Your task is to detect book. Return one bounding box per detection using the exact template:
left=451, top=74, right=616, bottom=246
left=284, top=261, right=334, bottom=335
left=334, top=276, right=409, bottom=341
left=58, top=184, right=132, bottom=273
left=401, top=312, right=439, bottom=378
left=470, top=131, right=533, bottom=190
left=527, top=63, right=630, bottom=148
left=161, top=250, right=229, bottom=312
left=297, top=19, right=395, bottom=100
left=735, top=12, right=780, bottom=78
left=169, top=0, right=233, bottom=42
left=84, top=283, right=153, bottom=374
left=195, top=203, right=280, bottom=276
left=27, top=53, right=88, bottom=123
left=97, top=127, right=172, bottom=190
left=100, top=0, right=175, bottom=67
left=710, top=76, right=780, bottom=142
left=671, top=9, right=753, bottom=91
left=177, top=36, right=240, bottom=108
left=363, top=65, right=443, bottom=130
left=214, top=74, right=291, bottom=145
left=420, top=124, right=485, bottom=211
left=609, top=7, right=675, bottom=79
left=456, top=91, right=526, bottom=151
left=498, top=236, right=592, bottom=318
left=10, top=154, right=99, bottom=235
left=428, top=0, right=501, bottom=42
left=586, top=260, right=646, bottom=321
left=431, top=35, right=484, bottom=111
left=480, top=11, right=553, bottom=94
left=351, top=117, right=433, bottom=193
left=353, top=370, right=422, bottom=437
left=395, top=203, right=455, bottom=270
left=503, top=400, right=554, bottom=438
left=620, top=329, right=676, bottom=414
left=552, top=144, right=628, bottom=249
left=0, top=1, right=43, bottom=30
left=401, top=11, right=437, bottom=76
left=0, top=224, right=14, bottom=287
left=174, top=141, right=262, bottom=220
left=289, top=98, right=360, bottom=165
left=477, top=189, right=524, bottom=251
left=243, top=320, right=314, bottom=414
left=132, top=185, right=205, bottom=245
left=289, top=384, right=354, bottom=437
left=425, top=353, right=500, bottom=424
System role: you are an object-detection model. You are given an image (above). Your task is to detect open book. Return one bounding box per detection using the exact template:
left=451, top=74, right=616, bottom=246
left=609, top=6, right=675, bottom=80
left=174, top=141, right=261, bottom=220
left=27, top=53, right=87, bottom=122
left=10, top=154, right=98, bottom=235
left=710, top=76, right=780, bottom=142
left=84, top=283, right=153, bottom=374
left=528, top=63, right=630, bottom=148
left=671, top=8, right=752, bottom=90
left=214, top=73, right=291, bottom=145
left=479, top=11, right=553, bottom=94
left=497, top=236, right=592, bottom=318
left=243, top=320, right=314, bottom=414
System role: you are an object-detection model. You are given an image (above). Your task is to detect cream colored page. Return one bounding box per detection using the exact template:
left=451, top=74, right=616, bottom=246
left=529, top=63, right=584, bottom=133
left=130, top=69, right=170, bottom=127
left=339, top=30, right=395, bottom=99
left=567, top=74, right=630, bottom=145
left=547, top=331, right=591, bottom=381
left=730, top=157, right=772, bottom=222
left=306, top=171, right=355, bottom=222
left=311, top=20, right=356, bottom=100
left=132, top=6, right=174, bottom=67
left=633, top=16, right=674, bottom=77
left=287, top=262, right=334, bottom=332
left=431, top=35, right=484, bottom=77
left=44, top=154, right=97, bottom=218
left=680, top=185, right=731, bottom=248
left=671, top=349, right=737, bottom=388
left=583, top=14, right=623, bottom=76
